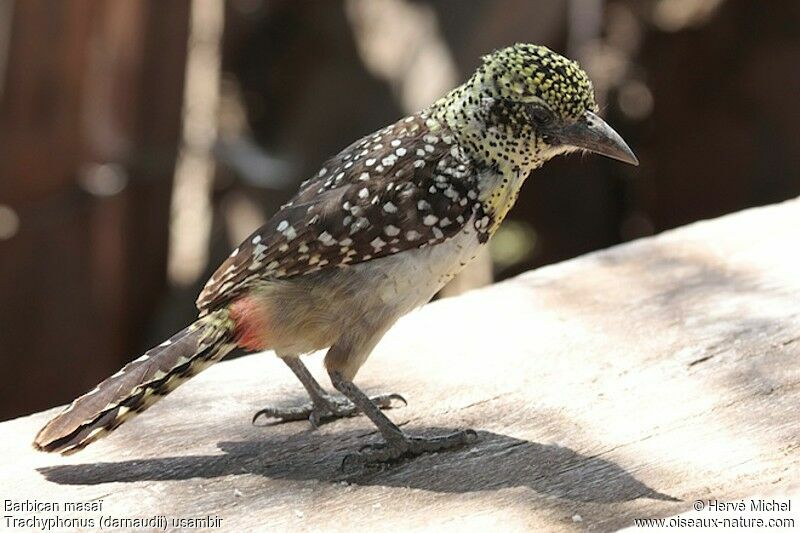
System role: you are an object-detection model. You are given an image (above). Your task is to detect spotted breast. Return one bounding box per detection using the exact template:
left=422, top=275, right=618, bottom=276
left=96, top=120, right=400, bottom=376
left=196, top=112, right=493, bottom=314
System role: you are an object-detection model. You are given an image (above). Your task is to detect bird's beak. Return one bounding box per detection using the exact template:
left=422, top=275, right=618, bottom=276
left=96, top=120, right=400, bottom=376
left=558, top=111, right=639, bottom=166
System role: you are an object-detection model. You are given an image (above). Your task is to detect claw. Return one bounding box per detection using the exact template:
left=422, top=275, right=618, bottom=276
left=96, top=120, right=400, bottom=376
left=341, top=452, right=366, bottom=473
left=252, top=408, right=272, bottom=425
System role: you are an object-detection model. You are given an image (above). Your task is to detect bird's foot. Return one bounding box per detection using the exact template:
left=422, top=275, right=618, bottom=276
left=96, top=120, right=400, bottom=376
left=341, top=429, right=478, bottom=471
left=252, top=393, right=406, bottom=428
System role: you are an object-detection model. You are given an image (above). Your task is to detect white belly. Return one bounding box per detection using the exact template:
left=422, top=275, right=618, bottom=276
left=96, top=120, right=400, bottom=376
left=261, top=215, right=484, bottom=357
left=357, top=216, right=484, bottom=314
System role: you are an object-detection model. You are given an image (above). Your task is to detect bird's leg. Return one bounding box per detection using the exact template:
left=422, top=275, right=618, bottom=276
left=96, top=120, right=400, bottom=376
left=253, top=357, right=406, bottom=428
left=328, top=370, right=477, bottom=469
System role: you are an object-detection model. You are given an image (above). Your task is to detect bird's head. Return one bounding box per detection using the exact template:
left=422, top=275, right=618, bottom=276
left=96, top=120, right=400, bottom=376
left=435, top=43, right=638, bottom=171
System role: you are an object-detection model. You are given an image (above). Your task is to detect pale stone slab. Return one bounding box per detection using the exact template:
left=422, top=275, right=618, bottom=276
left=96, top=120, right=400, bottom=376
left=2, top=198, right=799, bottom=531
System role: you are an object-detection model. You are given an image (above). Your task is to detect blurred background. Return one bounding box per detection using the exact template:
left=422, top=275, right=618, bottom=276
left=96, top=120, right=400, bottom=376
left=1, top=0, right=798, bottom=421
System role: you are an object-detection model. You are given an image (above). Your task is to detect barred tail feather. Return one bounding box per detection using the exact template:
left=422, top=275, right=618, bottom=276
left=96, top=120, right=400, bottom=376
left=33, top=309, right=236, bottom=455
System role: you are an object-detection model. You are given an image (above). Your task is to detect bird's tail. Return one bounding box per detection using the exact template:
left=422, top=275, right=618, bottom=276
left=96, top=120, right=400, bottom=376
left=33, top=309, right=237, bottom=455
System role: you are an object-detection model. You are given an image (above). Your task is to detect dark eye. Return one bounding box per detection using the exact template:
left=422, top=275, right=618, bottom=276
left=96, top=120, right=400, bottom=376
left=529, top=106, right=554, bottom=127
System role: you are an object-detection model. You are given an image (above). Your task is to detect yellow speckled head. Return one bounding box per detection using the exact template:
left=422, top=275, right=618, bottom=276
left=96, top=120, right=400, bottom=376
left=480, top=43, right=597, bottom=120
left=430, top=43, right=637, bottom=228
left=431, top=41, right=637, bottom=196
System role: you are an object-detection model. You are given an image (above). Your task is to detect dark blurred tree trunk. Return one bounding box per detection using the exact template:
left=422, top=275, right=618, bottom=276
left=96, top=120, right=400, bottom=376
left=0, top=0, right=189, bottom=420
left=640, top=0, right=800, bottom=229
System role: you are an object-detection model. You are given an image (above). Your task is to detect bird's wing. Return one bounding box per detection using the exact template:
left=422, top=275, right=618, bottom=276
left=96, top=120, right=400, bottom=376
left=196, top=113, right=486, bottom=312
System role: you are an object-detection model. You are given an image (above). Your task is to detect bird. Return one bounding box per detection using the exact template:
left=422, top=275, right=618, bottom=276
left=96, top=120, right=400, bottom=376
left=33, top=43, right=638, bottom=466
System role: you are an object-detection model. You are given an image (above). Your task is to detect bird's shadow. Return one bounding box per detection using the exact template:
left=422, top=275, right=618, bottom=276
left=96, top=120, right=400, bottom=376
left=39, top=428, right=677, bottom=504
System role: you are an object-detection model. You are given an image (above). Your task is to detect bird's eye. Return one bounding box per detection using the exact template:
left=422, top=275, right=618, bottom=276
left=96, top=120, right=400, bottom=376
left=529, top=106, right=554, bottom=127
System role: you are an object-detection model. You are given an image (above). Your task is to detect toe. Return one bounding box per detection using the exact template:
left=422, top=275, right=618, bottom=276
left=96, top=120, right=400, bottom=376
left=325, top=398, right=358, bottom=417
left=251, top=403, right=316, bottom=424
left=371, top=393, right=407, bottom=409
left=308, top=409, right=325, bottom=429
left=463, top=429, right=479, bottom=443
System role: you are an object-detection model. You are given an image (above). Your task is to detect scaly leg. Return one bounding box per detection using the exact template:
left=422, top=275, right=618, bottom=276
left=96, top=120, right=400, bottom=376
left=329, top=370, right=477, bottom=469
left=253, top=357, right=406, bottom=427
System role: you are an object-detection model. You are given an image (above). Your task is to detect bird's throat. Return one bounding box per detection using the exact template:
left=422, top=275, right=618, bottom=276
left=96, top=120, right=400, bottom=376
left=477, top=165, right=531, bottom=234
